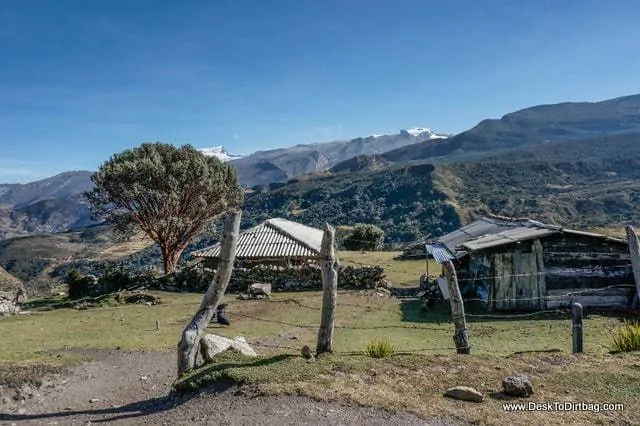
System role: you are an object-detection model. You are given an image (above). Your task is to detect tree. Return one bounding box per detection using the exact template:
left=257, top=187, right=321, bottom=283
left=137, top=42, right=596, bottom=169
left=85, top=143, right=243, bottom=274
left=343, top=223, right=385, bottom=251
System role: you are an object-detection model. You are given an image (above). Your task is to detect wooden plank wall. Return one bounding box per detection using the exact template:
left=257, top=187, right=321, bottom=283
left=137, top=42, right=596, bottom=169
left=491, top=248, right=540, bottom=311
left=482, top=234, right=635, bottom=311
left=541, top=234, right=634, bottom=309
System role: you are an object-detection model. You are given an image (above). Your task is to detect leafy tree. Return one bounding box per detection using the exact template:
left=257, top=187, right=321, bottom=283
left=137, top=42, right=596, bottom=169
left=85, top=143, right=243, bottom=274
left=343, top=223, right=385, bottom=251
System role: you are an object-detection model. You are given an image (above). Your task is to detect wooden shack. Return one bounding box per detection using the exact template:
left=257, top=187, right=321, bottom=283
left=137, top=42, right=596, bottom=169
left=429, top=215, right=635, bottom=311
left=458, top=228, right=634, bottom=311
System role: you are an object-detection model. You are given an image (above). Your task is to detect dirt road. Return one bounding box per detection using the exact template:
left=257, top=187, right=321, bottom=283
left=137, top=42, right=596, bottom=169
left=0, top=349, right=465, bottom=425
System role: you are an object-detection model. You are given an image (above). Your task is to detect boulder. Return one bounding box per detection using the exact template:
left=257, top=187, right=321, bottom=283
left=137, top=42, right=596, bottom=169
left=444, top=386, right=484, bottom=403
left=502, top=375, right=534, bottom=397
left=249, top=283, right=272, bottom=298
left=200, top=334, right=257, bottom=362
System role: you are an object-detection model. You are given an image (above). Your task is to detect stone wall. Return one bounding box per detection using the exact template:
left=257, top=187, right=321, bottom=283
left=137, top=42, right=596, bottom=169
left=170, top=264, right=388, bottom=293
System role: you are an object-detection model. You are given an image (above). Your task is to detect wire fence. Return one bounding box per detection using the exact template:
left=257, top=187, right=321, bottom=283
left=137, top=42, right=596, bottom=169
left=14, top=266, right=637, bottom=357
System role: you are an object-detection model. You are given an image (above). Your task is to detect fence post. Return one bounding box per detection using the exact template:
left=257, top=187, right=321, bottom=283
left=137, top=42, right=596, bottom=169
left=625, top=226, right=640, bottom=311
left=443, top=260, right=470, bottom=354
left=572, top=302, right=583, bottom=354
left=176, top=209, right=241, bottom=376
left=316, top=224, right=339, bottom=355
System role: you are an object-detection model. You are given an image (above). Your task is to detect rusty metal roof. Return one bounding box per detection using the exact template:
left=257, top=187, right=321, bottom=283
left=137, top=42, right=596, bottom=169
left=459, top=227, right=557, bottom=251
left=438, top=215, right=548, bottom=252
left=191, top=218, right=323, bottom=259
left=452, top=216, right=626, bottom=252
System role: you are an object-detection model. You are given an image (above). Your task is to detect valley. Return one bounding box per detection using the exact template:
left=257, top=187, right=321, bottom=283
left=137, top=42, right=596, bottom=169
left=1, top=94, right=640, bottom=295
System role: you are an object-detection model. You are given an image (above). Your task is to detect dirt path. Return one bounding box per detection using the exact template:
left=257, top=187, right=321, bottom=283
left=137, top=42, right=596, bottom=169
left=0, top=349, right=465, bottom=425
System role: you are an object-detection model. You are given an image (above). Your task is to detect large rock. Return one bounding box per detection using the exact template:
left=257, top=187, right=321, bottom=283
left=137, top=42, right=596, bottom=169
left=249, top=283, right=271, bottom=298
left=200, top=334, right=257, bottom=362
left=502, top=375, right=534, bottom=397
left=444, top=386, right=484, bottom=403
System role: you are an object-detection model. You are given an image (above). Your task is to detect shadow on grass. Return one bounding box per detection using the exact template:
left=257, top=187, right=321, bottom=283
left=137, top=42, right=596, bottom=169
left=400, top=298, right=639, bottom=324
left=173, top=353, right=296, bottom=394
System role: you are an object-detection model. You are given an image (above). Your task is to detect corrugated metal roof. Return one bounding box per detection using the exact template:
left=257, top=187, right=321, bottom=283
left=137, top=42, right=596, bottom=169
left=448, top=216, right=627, bottom=252
left=460, top=227, right=557, bottom=251
left=439, top=217, right=541, bottom=252
left=425, top=243, right=455, bottom=264
left=191, top=218, right=323, bottom=259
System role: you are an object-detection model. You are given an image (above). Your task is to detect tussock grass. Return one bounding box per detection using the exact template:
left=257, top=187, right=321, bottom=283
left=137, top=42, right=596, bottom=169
left=611, top=320, right=640, bottom=353
left=366, top=340, right=394, bottom=358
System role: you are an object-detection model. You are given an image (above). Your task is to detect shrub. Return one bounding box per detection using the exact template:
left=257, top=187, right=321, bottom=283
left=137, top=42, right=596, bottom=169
left=366, top=339, right=394, bottom=358
left=611, top=320, right=640, bottom=353
left=99, top=264, right=135, bottom=293
left=66, top=269, right=95, bottom=300
left=343, top=223, right=385, bottom=251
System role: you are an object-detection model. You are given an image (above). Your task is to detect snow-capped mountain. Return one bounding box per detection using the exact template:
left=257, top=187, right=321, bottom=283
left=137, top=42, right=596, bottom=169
left=400, top=127, right=447, bottom=139
left=198, top=146, right=245, bottom=162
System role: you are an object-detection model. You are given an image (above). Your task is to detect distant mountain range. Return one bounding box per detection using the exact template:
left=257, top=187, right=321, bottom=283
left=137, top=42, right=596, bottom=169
left=1, top=93, right=639, bottom=243
left=381, top=94, right=640, bottom=163
left=224, top=127, right=446, bottom=187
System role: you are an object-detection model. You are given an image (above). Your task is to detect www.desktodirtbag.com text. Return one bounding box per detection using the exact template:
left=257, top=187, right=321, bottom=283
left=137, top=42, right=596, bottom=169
left=503, top=402, right=624, bottom=413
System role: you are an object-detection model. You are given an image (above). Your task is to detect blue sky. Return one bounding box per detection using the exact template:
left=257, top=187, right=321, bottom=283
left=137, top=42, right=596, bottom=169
left=1, top=0, right=639, bottom=183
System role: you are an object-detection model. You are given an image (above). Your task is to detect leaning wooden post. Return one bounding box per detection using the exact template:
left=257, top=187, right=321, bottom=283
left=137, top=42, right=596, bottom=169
left=316, top=223, right=339, bottom=355
left=625, top=226, right=640, bottom=309
left=442, top=260, right=470, bottom=354
left=571, top=302, right=583, bottom=354
left=177, top=209, right=241, bottom=376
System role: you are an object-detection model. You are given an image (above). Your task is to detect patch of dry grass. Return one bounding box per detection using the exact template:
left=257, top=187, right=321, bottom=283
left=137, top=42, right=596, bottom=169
left=176, top=350, right=640, bottom=426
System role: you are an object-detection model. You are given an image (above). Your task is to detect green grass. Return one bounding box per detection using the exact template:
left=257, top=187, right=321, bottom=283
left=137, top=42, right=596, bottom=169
left=2, top=290, right=639, bottom=425
left=338, top=250, right=439, bottom=286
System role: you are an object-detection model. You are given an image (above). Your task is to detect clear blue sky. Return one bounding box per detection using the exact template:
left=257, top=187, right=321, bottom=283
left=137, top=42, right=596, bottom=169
left=1, top=0, right=639, bottom=183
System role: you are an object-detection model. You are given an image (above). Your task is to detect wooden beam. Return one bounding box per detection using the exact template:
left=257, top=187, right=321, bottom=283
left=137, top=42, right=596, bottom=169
left=533, top=239, right=546, bottom=310
left=443, top=260, right=470, bottom=354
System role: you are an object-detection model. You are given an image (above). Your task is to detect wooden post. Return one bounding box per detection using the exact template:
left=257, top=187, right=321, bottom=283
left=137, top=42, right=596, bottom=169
left=443, top=260, right=470, bottom=354
left=316, top=224, right=339, bottom=355
left=571, top=302, right=583, bottom=354
left=625, top=226, right=640, bottom=308
left=177, top=209, right=241, bottom=376
left=425, top=245, right=430, bottom=275
left=156, top=319, right=160, bottom=331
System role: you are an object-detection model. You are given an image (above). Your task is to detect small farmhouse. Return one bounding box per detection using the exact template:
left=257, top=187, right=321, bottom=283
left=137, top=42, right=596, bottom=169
left=191, top=218, right=323, bottom=269
left=427, top=215, right=635, bottom=311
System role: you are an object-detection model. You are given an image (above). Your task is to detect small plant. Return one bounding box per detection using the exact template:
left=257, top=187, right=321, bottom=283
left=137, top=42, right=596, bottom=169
left=611, top=320, right=640, bottom=353
left=366, top=339, right=394, bottom=358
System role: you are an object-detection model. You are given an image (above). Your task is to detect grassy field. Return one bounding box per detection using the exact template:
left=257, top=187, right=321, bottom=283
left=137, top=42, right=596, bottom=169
left=339, top=250, right=439, bottom=286
left=1, top=288, right=639, bottom=425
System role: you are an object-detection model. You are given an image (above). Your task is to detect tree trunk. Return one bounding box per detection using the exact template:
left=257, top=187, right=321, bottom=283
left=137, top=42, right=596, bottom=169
left=176, top=209, right=241, bottom=376
left=161, top=244, right=183, bottom=275
left=316, top=224, right=339, bottom=355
